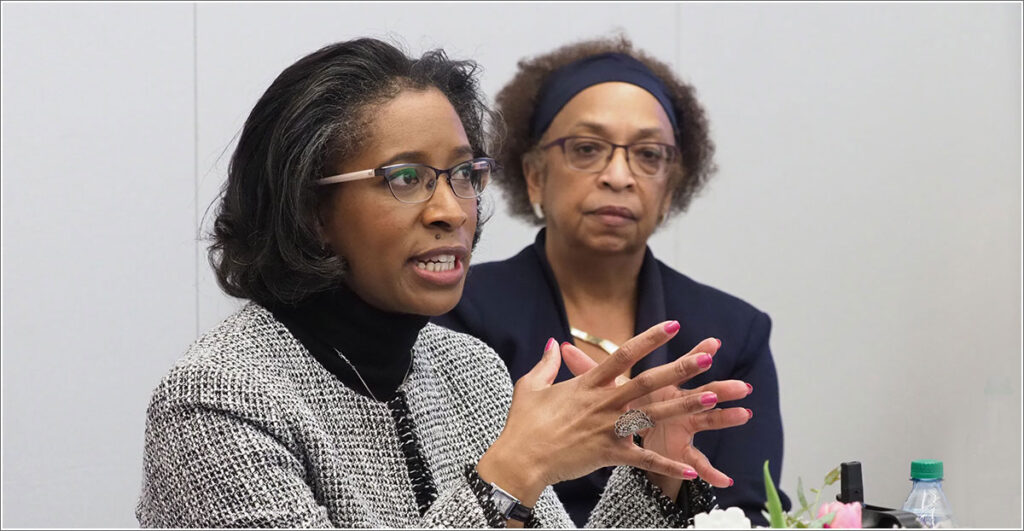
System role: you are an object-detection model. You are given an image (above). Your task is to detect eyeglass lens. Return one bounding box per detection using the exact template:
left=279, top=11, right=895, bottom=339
left=562, top=138, right=672, bottom=177
left=383, top=160, right=491, bottom=203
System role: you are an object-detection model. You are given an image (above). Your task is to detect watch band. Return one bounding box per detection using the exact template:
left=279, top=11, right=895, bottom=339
left=487, top=481, right=534, bottom=522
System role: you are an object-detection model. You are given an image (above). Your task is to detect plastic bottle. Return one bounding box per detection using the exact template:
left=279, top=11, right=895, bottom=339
left=901, top=459, right=955, bottom=528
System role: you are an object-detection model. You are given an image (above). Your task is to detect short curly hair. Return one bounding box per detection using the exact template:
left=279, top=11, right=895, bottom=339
left=491, top=35, right=717, bottom=225
left=208, top=38, right=494, bottom=308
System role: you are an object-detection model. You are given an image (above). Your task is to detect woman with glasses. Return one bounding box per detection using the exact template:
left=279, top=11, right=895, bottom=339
left=435, top=36, right=790, bottom=526
left=136, top=38, right=754, bottom=528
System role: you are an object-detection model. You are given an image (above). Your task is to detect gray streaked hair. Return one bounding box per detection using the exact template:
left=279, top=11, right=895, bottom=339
left=209, top=38, right=495, bottom=307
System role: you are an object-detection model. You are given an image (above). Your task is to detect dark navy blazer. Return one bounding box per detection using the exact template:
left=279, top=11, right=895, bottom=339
left=433, top=230, right=790, bottom=526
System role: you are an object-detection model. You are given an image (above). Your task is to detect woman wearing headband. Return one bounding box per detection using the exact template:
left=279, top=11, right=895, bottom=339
left=435, top=36, right=790, bottom=526
left=136, top=38, right=755, bottom=528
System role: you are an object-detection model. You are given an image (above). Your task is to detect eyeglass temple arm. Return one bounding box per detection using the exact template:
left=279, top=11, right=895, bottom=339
left=316, top=168, right=377, bottom=186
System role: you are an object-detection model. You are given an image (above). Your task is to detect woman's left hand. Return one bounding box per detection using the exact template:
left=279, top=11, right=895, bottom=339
left=560, top=337, right=752, bottom=496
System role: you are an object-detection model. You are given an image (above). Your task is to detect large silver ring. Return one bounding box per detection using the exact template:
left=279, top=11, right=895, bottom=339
left=614, top=409, right=655, bottom=438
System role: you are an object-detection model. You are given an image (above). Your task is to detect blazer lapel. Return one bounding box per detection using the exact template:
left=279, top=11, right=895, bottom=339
left=632, top=248, right=670, bottom=374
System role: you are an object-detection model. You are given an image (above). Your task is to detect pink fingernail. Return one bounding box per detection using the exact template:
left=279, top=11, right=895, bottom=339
left=682, top=469, right=699, bottom=480
left=728, top=478, right=734, bottom=487
left=714, top=338, right=722, bottom=348
left=745, top=408, right=754, bottom=419
left=700, top=392, right=718, bottom=406
left=561, top=341, right=572, bottom=349
left=746, top=383, right=753, bottom=394
left=664, top=321, right=680, bottom=334
left=697, top=353, right=713, bottom=369
left=545, top=338, right=556, bottom=351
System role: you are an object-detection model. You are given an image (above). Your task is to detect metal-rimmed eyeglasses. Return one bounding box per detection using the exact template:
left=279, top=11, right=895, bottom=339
left=539, top=136, right=679, bottom=179
left=316, top=157, right=494, bottom=204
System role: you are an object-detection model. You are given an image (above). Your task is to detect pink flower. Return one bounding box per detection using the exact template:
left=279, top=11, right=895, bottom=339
left=817, top=501, right=862, bottom=528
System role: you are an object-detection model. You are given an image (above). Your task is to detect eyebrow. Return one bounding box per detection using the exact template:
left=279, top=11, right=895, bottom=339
left=379, top=145, right=475, bottom=167
left=571, top=121, right=669, bottom=142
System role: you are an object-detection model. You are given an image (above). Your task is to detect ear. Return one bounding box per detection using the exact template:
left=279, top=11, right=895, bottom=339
left=657, top=200, right=671, bottom=225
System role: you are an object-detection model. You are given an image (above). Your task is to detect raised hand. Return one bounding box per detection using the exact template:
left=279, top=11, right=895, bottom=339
left=476, top=320, right=746, bottom=512
left=560, top=333, right=753, bottom=497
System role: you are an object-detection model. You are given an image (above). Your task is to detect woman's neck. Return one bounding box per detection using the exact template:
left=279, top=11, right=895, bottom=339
left=544, top=230, right=645, bottom=309
left=268, top=282, right=429, bottom=401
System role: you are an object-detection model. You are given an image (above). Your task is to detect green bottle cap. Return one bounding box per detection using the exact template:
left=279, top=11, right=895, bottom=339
left=910, top=459, right=943, bottom=480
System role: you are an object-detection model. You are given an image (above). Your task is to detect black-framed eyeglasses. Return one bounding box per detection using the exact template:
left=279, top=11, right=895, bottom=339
left=539, top=136, right=679, bottom=179
left=317, top=157, right=495, bottom=204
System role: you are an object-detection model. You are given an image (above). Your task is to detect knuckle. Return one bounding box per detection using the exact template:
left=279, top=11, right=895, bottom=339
left=634, top=372, right=656, bottom=392
left=613, top=344, right=636, bottom=364
left=640, top=450, right=656, bottom=470
left=674, top=358, right=690, bottom=378
left=701, top=411, right=718, bottom=430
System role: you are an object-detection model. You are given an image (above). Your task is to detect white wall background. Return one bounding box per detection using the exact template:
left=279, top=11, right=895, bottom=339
left=2, top=2, right=1020, bottom=528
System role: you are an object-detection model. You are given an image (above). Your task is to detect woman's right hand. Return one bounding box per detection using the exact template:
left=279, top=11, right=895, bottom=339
left=476, top=320, right=740, bottom=508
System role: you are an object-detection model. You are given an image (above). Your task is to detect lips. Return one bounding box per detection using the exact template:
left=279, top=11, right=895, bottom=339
left=586, top=205, right=638, bottom=228
left=589, top=206, right=637, bottom=219
left=409, top=246, right=469, bottom=286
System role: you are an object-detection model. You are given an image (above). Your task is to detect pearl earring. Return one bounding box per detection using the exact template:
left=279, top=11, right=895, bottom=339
left=531, top=202, right=545, bottom=220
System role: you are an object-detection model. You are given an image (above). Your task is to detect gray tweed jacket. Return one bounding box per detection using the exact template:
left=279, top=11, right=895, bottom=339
left=136, top=303, right=696, bottom=528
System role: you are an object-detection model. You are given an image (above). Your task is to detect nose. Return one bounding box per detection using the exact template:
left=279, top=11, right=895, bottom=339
left=597, top=146, right=636, bottom=191
left=422, top=174, right=470, bottom=230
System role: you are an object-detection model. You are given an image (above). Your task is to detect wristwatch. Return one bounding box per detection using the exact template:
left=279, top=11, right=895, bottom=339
left=487, top=482, right=534, bottom=522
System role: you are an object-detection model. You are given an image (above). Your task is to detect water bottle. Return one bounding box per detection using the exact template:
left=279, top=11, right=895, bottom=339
left=901, top=459, right=955, bottom=528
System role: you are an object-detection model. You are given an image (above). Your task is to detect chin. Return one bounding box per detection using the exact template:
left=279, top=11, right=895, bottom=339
left=582, top=233, right=644, bottom=255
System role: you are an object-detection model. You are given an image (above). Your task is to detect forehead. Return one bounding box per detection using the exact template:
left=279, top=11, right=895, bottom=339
left=357, top=87, right=470, bottom=163
left=544, top=82, right=674, bottom=142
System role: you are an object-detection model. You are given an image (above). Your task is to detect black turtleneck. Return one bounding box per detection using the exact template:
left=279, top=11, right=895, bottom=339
left=268, top=283, right=430, bottom=402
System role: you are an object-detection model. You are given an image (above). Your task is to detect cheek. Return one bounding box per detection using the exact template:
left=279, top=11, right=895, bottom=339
left=334, top=210, right=414, bottom=309
left=543, top=173, right=586, bottom=210
left=327, top=196, right=403, bottom=269
left=640, top=179, right=669, bottom=207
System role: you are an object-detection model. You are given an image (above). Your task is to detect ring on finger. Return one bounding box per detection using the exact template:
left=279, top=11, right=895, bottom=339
left=614, top=409, right=655, bottom=438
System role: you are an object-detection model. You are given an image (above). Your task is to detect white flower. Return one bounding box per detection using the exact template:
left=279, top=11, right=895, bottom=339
left=692, top=506, right=752, bottom=529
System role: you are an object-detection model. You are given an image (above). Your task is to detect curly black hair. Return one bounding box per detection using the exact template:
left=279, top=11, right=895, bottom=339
left=208, top=38, right=495, bottom=307
left=491, top=35, right=717, bottom=225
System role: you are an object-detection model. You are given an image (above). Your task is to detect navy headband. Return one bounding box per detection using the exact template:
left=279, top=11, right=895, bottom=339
left=529, top=52, right=679, bottom=139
